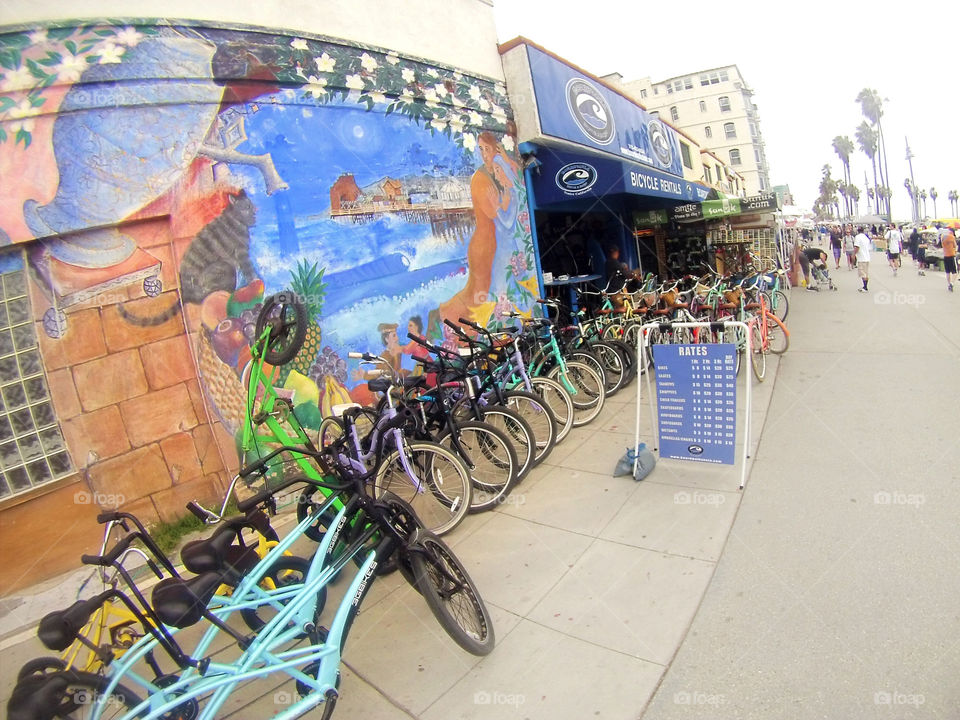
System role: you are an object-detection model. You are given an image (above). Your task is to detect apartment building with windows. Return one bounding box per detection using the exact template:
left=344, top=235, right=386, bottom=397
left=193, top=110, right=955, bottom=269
left=605, top=65, right=771, bottom=196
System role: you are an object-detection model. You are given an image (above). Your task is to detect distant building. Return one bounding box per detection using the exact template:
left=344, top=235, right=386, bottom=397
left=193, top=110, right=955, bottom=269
left=330, top=172, right=362, bottom=211
left=605, top=65, right=771, bottom=196
left=772, top=184, right=794, bottom=206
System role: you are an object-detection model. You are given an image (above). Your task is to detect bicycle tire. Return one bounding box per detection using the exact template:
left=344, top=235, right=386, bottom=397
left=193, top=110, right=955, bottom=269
left=255, top=292, right=307, bottom=366
left=16, top=656, right=66, bottom=680
left=501, top=390, right=557, bottom=465
left=600, top=321, right=624, bottom=342
left=771, top=289, right=789, bottom=321
left=408, top=534, right=495, bottom=656
left=766, top=315, right=790, bottom=354
left=7, top=669, right=145, bottom=720
left=547, top=360, right=605, bottom=426
left=317, top=416, right=345, bottom=448
left=437, top=421, right=519, bottom=513
left=474, top=406, right=535, bottom=481
left=604, top=338, right=637, bottom=383
left=527, top=376, right=574, bottom=443
left=590, top=341, right=627, bottom=395
left=750, top=324, right=766, bottom=382
left=569, top=349, right=612, bottom=397
left=240, top=555, right=324, bottom=634
left=374, top=441, right=471, bottom=536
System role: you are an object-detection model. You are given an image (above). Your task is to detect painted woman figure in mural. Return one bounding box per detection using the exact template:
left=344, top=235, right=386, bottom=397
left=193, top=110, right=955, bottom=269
left=437, top=131, right=519, bottom=325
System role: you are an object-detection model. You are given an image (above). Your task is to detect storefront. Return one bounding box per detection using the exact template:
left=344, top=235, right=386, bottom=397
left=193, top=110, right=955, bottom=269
left=499, top=39, right=711, bottom=298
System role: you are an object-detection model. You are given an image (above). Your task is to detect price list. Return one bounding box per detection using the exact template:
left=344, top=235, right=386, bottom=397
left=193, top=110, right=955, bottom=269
left=652, top=343, right=737, bottom=464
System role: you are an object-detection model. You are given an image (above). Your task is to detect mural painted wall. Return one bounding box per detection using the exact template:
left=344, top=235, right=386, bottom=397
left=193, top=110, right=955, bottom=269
left=0, top=22, right=539, bottom=492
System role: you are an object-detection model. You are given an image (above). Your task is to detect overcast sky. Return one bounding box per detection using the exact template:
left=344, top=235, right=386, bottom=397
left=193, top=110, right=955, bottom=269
left=492, top=0, right=959, bottom=220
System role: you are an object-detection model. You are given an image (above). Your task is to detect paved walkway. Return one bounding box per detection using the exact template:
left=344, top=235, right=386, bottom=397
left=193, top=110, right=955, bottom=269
left=4, top=251, right=954, bottom=718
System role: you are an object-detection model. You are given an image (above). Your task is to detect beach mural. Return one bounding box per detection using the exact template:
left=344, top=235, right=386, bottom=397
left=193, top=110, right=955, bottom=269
left=0, top=23, right=538, bottom=451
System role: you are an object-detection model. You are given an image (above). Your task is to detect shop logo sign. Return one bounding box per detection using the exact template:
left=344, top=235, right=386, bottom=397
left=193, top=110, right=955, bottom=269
left=556, top=162, right=598, bottom=195
left=648, top=119, right=674, bottom=168
left=687, top=444, right=705, bottom=455
left=566, top=78, right=615, bottom=145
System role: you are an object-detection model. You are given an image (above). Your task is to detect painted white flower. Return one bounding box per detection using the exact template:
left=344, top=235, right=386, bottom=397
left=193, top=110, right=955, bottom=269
left=426, top=68, right=439, bottom=78
left=462, top=132, right=476, bottom=152
left=425, top=99, right=439, bottom=109
left=386, top=51, right=400, bottom=65
left=453, top=71, right=462, bottom=81
left=114, top=27, right=142, bottom=47
left=97, top=43, right=125, bottom=64
left=430, top=118, right=447, bottom=132
left=345, top=74, right=365, bottom=90
left=303, top=75, right=328, bottom=98
left=290, top=38, right=309, bottom=51
left=360, top=52, right=378, bottom=72
left=468, top=85, right=481, bottom=101
left=468, top=110, right=482, bottom=126
left=491, top=104, right=507, bottom=122
left=401, top=68, right=416, bottom=83
left=433, top=82, right=448, bottom=98
left=502, top=135, right=515, bottom=152
left=314, top=53, right=336, bottom=72
left=55, top=54, right=87, bottom=82
left=477, top=97, right=490, bottom=112
left=8, top=98, right=37, bottom=133
left=494, top=83, right=506, bottom=97
left=400, top=88, right=414, bottom=102
left=1, top=67, right=35, bottom=92
left=424, top=88, right=439, bottom=104
left=448, top=116, right=465, bottom=133
left=370, top=91, right=387, bottom=105
left=451, top=94, right=464, bottom=108
left=28, top=29, right=48, bottom=45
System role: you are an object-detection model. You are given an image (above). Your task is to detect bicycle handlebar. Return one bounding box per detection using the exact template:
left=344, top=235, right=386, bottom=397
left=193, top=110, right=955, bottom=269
left=81, top=533, right=137, bottom=568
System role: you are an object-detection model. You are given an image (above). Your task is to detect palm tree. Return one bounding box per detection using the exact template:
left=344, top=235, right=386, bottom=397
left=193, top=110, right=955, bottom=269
left=855, top=121, right=880, bottom=214
left=846, top=183, right=860, bottom=215
left=818, top=164, right=839, bottom=219
left=949, top=189, right=959, bottom=216
left=929, top=188, right=938, bottom=219
left=919, top=189, right=927, bottom=219
left=832, top=136, right=855, bottom=215
left=856, top=89, right=889, bottom=217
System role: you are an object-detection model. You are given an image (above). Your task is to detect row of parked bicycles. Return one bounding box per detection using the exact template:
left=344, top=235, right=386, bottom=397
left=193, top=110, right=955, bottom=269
left=8, top=260, right=789, bottom=719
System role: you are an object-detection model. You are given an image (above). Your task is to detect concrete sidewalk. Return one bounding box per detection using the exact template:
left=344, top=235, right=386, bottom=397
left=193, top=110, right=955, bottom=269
left=1, top=309, right=779, bottom=717
left=642, top=253, right=960, bottom=718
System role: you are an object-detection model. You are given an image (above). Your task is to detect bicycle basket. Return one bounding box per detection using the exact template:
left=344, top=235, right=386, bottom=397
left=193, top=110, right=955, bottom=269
left=724, top=287, right=743, bottom=305
left=660, top=289, right=679, bottom=307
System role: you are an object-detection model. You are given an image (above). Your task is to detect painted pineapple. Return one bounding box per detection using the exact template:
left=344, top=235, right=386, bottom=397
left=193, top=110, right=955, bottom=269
left=278, top=260, right=327, bottom=384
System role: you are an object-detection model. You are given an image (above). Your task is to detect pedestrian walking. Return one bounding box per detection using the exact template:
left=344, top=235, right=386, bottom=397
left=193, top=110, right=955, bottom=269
left=842, top=224, right=857, bottom=269
left=884, top=224, right=903, bottom=276
left=942, top=227, right=957, bottom=292
left=908, top=226, right=921, bottom=270
left=830, top=227, right=842, bottom=269
left=854, top=226, right=872, bottom=292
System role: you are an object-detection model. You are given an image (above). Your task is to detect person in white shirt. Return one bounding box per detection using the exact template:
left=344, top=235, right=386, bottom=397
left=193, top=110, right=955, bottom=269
left=854, top=227, right=872, bottom=292
left=884, top=224, right=903, bottom=276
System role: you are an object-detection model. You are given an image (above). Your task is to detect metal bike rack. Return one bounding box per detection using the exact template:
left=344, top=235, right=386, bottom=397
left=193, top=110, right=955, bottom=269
left=634, top=320, right=754, bottom=490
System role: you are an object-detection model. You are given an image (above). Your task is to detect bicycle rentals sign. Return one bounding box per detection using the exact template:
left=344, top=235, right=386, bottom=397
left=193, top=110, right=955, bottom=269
left=652, top=343, right=737, bottom=465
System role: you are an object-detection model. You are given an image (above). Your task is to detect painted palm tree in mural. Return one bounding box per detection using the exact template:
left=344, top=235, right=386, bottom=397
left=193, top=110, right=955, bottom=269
left=855, top=121, right=880, bottom=215
left=832, top=135, right=854, bottom=217
left=856, top=89, right=889, bottom=217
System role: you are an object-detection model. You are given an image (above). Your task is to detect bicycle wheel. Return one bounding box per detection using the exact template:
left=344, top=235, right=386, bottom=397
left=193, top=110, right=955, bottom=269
left=408, top=534, right=495, bottom=656
left=255, top=292, right=307, bottom=366
left=600, top=321, right=624, bottom=342
left=475, top=406, right=535, bottom=481
left=766, top=315, right=790, bottom=355
left=590, top=341, right=626, bottom=394
left=570, top=349, right=612, bottom=397
left=771, top=289, right=789, bottom=321
left=317, top=416, right=344, bottom=448
left=7, top=669, right=145, bottom=720
left=501, top=390, right=557, bottom=465
left=603, top=338, right=636, bottom=383
left=548, top=360, right=605, bottom=427
left=527, top=376, right=574, bottom=443
left=437, top=421, right=518, bottom=513
left=375, top=442, right=471, bottom=536
left=749, top=324, right=766, bottom=382
left=240, top=555, right=325, bottom=633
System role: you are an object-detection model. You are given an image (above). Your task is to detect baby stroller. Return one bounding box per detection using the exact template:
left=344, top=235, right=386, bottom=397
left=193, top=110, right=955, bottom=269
left=808, top=256, right=838, bottom=291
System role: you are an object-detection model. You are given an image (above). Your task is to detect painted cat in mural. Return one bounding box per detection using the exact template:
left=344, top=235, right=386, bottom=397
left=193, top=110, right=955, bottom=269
left=179, top=190, right=259, bottom=305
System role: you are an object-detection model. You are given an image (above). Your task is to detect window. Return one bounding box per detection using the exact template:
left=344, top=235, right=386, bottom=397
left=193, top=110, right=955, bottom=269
left=700, top=74, right=709, bottom=86
left=699, top=100, right=707, bottom=113
left=680, top=141, right=693, bottom=169
left=719, top=70, right=729, bottom=82
left=729, top=149, right=742, bottom=165
left=749, top=122, right=758, bottom=138
left=666, top=84, right=673, bottom=94
left=755, top=147, right=762, bottom=164
left=640, top=89, right=647, bottom=99
left=685, top=77, right=693, bottom=89
left=701, top=71, right=725, bottom=85
left=0, top=252, right=73, bottom=499
left=704, top=166, right=712, bottom=183
left=670, top=106, right=679, bottom=122
left=724, top=122, right=737, bottom=139
left=650, top=111, right=659, bottom=118
left=719, top=96, right=731, bottom=112
left=704, top=126, right=712, bottom=138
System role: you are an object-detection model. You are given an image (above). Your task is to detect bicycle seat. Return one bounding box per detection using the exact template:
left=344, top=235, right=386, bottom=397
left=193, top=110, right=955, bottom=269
left=37, top=596, right=106, bottom=652
left=181, top=526, right=259, bottom=581
left=152, top=572, right=223, bottom=628
left=367, top=377, right=392, bottom=394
